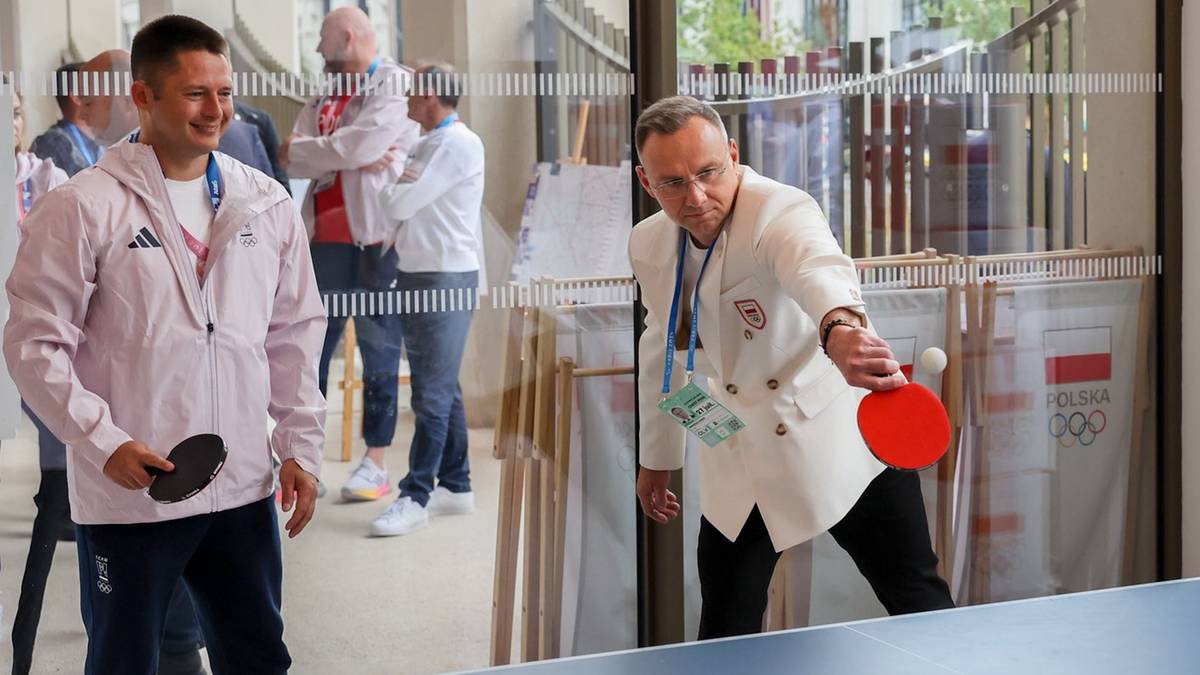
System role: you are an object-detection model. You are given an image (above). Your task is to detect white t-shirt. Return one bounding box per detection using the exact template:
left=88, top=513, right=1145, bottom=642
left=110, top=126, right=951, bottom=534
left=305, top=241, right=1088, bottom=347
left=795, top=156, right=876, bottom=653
left=164, top=176, right=214, bottom=269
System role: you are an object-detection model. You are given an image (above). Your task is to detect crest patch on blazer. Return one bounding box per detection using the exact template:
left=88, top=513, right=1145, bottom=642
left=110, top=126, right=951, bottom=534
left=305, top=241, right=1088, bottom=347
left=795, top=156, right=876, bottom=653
left=734, top=299, right=767, bottom=330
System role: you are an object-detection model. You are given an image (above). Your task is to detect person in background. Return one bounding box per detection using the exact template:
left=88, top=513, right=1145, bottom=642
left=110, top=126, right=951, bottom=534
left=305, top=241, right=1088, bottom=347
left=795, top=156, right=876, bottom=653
left=370, top=62, right=485, bottom=537
left=9, top=77, right=71, bottom=675
left=281, top=5, right=420, bottom=504
left=12, top=84, right=69, bottom=227
left=218, top=116, right=273, bottom=177
left=234, top=99, right=290, bottom=192
left=30, top=62, right=102, bottom=177
left=79, top=49, right=141, bottom=147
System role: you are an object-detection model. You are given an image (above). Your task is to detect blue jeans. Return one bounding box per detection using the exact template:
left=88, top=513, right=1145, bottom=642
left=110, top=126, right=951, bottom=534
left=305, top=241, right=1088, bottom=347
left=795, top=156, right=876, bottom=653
left=396, top=270, right=478, bottom=506
left=311, top=243, right=404, bottom=447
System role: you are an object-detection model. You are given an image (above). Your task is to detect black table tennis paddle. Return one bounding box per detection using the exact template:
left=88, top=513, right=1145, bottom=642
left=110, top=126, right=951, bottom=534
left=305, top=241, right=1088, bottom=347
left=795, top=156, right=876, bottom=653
left=147, top=434, right=228, bottom=504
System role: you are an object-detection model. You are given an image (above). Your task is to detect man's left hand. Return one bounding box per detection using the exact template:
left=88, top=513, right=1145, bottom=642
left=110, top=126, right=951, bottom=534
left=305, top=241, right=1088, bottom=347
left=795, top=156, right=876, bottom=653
left=279, top=459, right=319, bottom=538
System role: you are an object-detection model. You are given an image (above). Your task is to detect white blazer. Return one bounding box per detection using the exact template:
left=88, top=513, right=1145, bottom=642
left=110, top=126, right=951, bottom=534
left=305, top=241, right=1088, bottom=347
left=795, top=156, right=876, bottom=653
left=630, top=167, right=885, bottom=552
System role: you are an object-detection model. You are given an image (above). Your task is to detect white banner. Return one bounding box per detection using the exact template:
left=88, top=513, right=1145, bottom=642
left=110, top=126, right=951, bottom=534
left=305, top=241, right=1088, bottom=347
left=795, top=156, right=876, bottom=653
left=553, top=303, right=638, bottom=656
left=971, top=279, right=1142, bottom=602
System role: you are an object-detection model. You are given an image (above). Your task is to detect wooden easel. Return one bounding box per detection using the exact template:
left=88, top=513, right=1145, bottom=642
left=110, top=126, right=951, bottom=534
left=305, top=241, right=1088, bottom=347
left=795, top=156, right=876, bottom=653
left=489, top=278, right=635, bottom=665
left=564, top=100, right=591, bottom=165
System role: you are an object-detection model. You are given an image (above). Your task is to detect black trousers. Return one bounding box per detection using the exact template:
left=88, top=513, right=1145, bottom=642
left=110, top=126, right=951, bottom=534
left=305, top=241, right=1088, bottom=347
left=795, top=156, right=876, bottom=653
left=697, top=468, right=955, bottom=640
left=76, top=497, right=288, bottom=675
left=10, top=470, right=72, bottom=675
left=10, top=471, right=204, bottom=675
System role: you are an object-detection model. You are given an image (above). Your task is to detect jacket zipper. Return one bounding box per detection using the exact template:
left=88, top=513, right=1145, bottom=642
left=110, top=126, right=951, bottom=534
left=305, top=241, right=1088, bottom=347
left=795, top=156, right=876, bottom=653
left=204, top=279, right=220, bottom=514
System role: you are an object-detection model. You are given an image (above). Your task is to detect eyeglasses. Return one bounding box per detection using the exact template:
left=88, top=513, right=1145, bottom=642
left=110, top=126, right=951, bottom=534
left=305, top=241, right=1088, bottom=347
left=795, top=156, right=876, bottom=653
left=652, top=161, right=729, bottom=200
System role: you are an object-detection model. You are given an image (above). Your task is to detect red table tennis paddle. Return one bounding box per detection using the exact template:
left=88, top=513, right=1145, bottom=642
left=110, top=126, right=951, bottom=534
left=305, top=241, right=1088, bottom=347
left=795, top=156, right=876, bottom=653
left=857, top=382, right=951, bottom=471
left=146, top=433, right=227, bottom=504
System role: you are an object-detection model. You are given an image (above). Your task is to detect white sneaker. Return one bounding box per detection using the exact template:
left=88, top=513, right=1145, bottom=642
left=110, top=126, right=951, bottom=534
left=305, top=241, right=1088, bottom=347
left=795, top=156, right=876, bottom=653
left=369, top=497, right=429, bottom=537
left=340, top=457, right=391, bottom=502
left=427, top=486, right=476, bottom=516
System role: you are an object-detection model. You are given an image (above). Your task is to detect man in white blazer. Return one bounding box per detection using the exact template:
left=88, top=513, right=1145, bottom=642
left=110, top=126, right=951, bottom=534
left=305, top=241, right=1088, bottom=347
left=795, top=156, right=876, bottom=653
left=631, top=96, right=953, bottom=639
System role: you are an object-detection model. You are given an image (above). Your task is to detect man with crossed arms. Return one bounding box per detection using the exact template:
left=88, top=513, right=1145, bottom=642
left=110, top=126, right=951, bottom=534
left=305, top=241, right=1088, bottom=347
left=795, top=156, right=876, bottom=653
left=631, top=96, right=954, bottom=639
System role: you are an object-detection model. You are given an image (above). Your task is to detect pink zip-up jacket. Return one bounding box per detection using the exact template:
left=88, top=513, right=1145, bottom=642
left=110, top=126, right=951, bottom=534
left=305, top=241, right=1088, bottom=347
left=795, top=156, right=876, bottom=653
left=4, top=140, right=327, bottom=524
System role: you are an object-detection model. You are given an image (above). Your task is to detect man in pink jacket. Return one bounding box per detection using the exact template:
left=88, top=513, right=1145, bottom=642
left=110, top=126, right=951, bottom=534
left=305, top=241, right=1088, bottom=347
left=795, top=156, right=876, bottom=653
left=3, top=16, right=326, bottom=675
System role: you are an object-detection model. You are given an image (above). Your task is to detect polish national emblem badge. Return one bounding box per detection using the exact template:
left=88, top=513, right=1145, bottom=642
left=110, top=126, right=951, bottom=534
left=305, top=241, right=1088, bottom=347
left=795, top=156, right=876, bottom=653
left=734, top=299, right=767, bottom=330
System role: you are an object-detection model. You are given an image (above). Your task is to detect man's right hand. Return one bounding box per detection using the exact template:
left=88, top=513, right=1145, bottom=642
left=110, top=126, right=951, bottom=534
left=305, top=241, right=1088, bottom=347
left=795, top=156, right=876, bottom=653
left=636, top=468, right=681, bottom=524
left=825, top=326, right=908, bottom=392
left=103, top=441, right=174, bottom=490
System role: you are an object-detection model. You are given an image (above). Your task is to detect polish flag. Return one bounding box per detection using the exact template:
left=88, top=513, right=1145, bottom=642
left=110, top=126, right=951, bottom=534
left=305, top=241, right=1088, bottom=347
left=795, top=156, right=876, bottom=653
left=886, top=336, right=916, bottom=381
left=1044, top=327, right=1112, bottom=385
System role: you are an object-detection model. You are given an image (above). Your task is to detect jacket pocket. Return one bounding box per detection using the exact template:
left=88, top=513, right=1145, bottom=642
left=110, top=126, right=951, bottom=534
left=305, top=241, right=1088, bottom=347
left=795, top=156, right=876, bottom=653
left=793, top=363, right=850, bottom=418
left=720, top=275, right=763, bottom=301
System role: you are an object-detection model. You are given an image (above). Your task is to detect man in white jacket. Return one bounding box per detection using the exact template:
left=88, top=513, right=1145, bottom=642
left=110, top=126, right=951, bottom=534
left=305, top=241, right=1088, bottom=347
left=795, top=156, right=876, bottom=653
left=281, top=6, right=420, bottom=503
left=4, top=16, right=326, bottom=674
left=630, top=96, right=953, bottom=639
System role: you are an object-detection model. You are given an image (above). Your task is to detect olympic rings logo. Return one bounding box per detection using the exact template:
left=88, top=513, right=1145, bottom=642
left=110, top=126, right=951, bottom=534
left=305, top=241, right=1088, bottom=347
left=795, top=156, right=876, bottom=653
left=240, top=237, right=258, bottom=247
left=1049, top=410, right=1107, bottom=448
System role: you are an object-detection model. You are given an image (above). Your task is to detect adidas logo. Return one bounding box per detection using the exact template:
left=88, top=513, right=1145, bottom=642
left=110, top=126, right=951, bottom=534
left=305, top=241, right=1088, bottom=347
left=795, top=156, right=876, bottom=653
left=127, top=227, right=162, bottom=249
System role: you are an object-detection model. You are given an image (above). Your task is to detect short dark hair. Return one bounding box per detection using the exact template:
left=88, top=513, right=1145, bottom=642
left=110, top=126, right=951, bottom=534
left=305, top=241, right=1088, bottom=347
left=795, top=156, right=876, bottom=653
left=415, top=62, right=460, bottom=109
left=634, top=95, right=727, bottom=156
left=54, top=63, right=83, bottom=113
left=131, top=15, right=229, bottom=91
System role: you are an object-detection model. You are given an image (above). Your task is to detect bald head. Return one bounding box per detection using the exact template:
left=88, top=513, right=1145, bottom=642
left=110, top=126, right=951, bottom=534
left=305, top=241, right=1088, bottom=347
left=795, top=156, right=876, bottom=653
left=317, top=7, right=377, bottom=74
left=84, top=49, right=131, bottom=75
left=81, top=49, right=138, bottom=145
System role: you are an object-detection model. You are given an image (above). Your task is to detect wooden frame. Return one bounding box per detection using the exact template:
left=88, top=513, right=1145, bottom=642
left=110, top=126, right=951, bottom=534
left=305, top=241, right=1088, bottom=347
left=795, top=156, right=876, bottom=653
left=489, top=285, right=637, bottom=664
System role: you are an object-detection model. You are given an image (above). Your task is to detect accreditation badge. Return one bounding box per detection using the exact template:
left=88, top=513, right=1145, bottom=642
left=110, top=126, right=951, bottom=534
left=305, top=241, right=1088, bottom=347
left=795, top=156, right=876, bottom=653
left=657, top=382, right=747, bottom=448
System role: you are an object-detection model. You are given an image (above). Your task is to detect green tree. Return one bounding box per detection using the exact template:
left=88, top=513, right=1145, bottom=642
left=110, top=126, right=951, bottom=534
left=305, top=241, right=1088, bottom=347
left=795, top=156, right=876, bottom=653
left=678, top=0, right=809, bottom=67
left=927, top=0, right=1019, bottom=48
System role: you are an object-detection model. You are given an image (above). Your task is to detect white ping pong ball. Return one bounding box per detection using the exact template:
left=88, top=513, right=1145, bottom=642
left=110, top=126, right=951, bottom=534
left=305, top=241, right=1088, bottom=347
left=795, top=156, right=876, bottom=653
left=921, top=347, right=948, bottom=374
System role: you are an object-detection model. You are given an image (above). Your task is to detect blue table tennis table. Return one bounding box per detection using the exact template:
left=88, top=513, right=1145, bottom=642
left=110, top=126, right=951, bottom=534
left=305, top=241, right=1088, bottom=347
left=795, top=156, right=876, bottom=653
left=463, top=579, right=1199, bottom=674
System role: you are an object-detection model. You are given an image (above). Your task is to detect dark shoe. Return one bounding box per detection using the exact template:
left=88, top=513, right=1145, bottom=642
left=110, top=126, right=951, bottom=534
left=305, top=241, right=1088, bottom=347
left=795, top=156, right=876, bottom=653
left=158, top=648, right=207, bottom=675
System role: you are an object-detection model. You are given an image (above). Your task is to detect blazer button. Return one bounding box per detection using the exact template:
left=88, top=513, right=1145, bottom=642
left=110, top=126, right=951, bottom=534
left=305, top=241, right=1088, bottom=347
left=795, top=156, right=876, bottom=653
left=775, top=423, right=787, bottom=436
left=726, top=383, right=738, bottom=395
left=744, top=329, right=753, bottom=340
left=767, top=379, right=779, bottom=390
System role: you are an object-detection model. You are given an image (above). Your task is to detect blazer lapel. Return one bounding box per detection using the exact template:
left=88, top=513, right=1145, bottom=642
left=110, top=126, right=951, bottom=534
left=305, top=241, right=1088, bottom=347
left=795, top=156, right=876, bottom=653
left=696, top=230, right=725, bottom=381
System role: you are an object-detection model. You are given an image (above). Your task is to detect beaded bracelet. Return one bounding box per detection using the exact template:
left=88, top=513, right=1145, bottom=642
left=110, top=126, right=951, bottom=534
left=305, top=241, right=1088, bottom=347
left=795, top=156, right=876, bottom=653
left=820, top=318, right=857, bottom=356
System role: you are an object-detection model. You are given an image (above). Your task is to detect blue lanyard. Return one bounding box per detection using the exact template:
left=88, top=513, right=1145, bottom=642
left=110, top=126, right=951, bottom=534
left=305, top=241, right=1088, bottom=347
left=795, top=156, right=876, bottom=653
left=435, top=112, right=459, bottom=130
left=20, top=180, right=32, bottom=214
left=129, top=131, right=223, bottom=211
left=367, top=58, right=381, bottom=78
left=662, top=231, right=718, bottom=395
left=203, top=153, right=223, bottom=211
left=65, top=122, right=96, bottom=166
